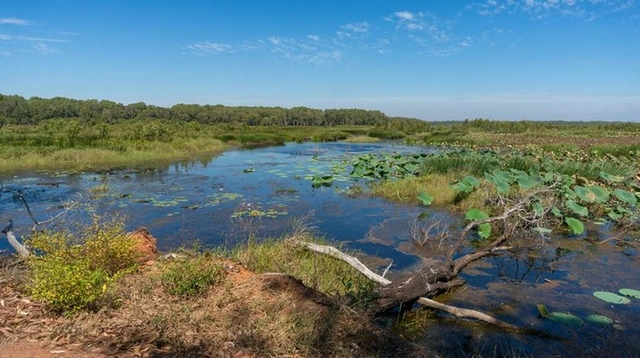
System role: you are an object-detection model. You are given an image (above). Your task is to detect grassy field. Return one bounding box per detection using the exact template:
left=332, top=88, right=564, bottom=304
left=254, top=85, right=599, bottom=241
left=0, top=121, right=378, bottom=174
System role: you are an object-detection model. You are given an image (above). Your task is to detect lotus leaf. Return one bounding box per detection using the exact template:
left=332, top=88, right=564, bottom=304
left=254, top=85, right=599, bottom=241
left=450, top=181, right=469, bottom=194
left=551, top=206, right=563, bottom=218
left=485, top=172, right=510, bottom=194
left=574, top=186, right=596, bottom=203
left=566, top=200, right=589, bottom=217
left=563, top=187, right=578, bottom=201
left=600, top=171, right=625, bottom=183
left=548, top=312, right=584, bottom=327
left=477, top=223, right=491, bottom=239
left=586, top=185, right=610, bottom=204
left=608, top=210, right=623, bottom=221
left=593, top=291, right=631, bottom=304
left=619, top=288, right=640, bottom=299
left=536, top=303, right=550, bottom=318
left=492, top=169, right=512, bottom=183
left=565, top=217, right=585, bottom=235
left=461, top=175, right=480, bottom=188
left=417, top=192, right=434, bottom=206
left=311, top=175, right=333, bottom=188
left=466, top=208, right=489, bottom=221
left=586, top=314, right=613, bottom=325
left=613, top=189, right=637, bottom=205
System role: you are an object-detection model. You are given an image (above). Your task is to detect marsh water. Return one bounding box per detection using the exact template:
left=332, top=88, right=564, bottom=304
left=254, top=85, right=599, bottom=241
left=1, top=142, right=639, bottom=357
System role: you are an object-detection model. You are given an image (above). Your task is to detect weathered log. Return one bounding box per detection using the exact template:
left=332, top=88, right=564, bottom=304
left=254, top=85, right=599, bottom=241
left=290, top=239, right=527, bottom=332
left=369, top=244, right=510, bottom=314
left=5, top=231, right=30, bottom=258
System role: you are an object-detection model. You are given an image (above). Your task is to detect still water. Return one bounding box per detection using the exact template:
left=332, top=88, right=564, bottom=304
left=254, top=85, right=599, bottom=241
left=1, top=141, right=638, bottom=356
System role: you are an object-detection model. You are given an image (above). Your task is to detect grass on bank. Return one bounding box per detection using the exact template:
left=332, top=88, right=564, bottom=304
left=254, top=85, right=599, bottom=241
left=0, top=123, right=385, bottom=174
left=4, top=217, right=403, bottom=357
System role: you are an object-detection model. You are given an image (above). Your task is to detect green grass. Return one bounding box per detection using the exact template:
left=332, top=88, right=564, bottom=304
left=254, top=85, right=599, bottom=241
left=0, top=123, right=383, bottom=174
left=234, top=236, right=375, bottom=300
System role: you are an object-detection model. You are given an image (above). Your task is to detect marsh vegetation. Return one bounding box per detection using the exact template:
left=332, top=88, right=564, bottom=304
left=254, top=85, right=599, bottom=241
left=1, top=94, right=640, bottom=357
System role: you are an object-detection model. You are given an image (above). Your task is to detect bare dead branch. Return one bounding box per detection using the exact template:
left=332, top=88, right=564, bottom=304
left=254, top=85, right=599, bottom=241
left=291, top=238, right=528, bottom=333
left=289, top=239, right=391, bottom=285
left=448, top=183, right=559, bottom=262
left=410, top=218, right=451, bottom=252
left=416, top=297, right=530, bottom=333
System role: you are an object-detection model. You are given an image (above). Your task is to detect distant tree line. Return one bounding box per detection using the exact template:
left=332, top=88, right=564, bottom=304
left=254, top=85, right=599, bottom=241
left=0, top=94, right=430, bottom=129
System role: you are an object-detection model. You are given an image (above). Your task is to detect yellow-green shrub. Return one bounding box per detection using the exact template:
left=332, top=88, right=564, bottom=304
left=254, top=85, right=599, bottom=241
left=26, top=217, right=140, bottom=312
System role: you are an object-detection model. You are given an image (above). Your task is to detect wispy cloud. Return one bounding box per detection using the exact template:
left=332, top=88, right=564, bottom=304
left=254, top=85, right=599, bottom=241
left=0, top=34, right=12, bottom=41
left=472, top=0, right=637, bottom=19
left=32, top=43, right=57, bottom=54
left=388, top=11, right=429, bottom=31
left=266, top=36, right=343, bottom=64
left=341, top=22, right=369, bottom=33
left=386, top=10, right=471, bottom=56
left=336, top=22, right=370, bottom=39
left=188, top=41, right=232, bottom=54
left=188, top=20, right=378, bottom=64
left=18, top=35, right=68, bottom=43
left=0, top=17, right=33, bottom=26
left=55, top=31, right=81, bottom=36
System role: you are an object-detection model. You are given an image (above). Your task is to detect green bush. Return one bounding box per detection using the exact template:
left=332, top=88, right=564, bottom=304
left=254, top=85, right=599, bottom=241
left=161, top=255, right=225, bottom=297
left=26, top=217, right=140, bottom=313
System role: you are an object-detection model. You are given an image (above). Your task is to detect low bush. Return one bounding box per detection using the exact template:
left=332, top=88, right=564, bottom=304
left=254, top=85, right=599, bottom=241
left=26, top=217, right=140, bottom=313
left=161, top=254, right=226, bottom=297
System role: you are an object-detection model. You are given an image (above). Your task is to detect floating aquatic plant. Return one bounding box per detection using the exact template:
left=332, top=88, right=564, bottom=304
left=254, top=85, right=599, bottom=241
left=593, top=291, right=631, bottom=304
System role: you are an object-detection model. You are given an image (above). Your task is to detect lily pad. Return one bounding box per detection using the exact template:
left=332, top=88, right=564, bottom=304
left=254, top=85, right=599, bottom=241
left=565, top=217, right=585, bottom=235
left=537, top=303, right=550, bottom=318
left=465, top=208, right=489, bottom=221
left=613, top=189, right=637, bottom=205
left=417, top=192, right=434, bottom=206
left=586, top=314, right=613, bottom=325
left=593, top=291, right=631, bottom=304
left=566, top=200, right=589, bottom=217
left=619, top=288, right=640, bottom=299
left=600, top=171, right=625, bottom=183
left=537, top=304, right=583, bottom=327
left=548, top=312, right=584, bottom=327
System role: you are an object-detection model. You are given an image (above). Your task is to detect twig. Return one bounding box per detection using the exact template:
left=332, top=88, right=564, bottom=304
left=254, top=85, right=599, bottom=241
left=382, top=260, right=393, bottom=278
left=448, top=183, right=559, bottom=262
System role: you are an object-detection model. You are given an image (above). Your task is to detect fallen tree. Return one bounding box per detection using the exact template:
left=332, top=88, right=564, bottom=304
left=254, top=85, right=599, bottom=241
left=290, top=186, right=560, bottom=332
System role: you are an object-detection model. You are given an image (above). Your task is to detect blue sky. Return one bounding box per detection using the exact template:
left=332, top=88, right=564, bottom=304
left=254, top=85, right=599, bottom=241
left=1, top=0, right=638, bottom=121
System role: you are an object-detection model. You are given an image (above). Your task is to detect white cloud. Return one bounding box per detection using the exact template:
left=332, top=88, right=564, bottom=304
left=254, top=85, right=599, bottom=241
left=307, top=34, right=320, bottom=41
left=56, top=31, right=80, bottom=36
left=388, top=11, right=427, bottom=31
left=32, top=43, right=57, bottom=54
left=394, top=11, right=415, bottom=21
left=188, top=41, right=232, bottom=54
left=341, top=22, right=369, bottom=33
left=474, top=0, right=637, bottom=18
left=17, top=36, right=68, bottom=43
left=0, top=17, right=32, bottom=26
left=0, top=34, right=12, bottom=41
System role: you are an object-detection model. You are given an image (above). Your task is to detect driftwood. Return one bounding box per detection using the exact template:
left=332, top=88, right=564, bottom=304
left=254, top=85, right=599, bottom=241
left=2, top=220, right=29, bottom=258
left=2, top=189, right=80, bottom=258
left=286, top=188, right=562, bottom=331
left=289, top=239, right=526, bottom=332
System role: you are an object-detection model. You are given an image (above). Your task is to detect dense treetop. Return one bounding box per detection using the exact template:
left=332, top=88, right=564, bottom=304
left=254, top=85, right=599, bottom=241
left=0, top=93, right=417, bottom=127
